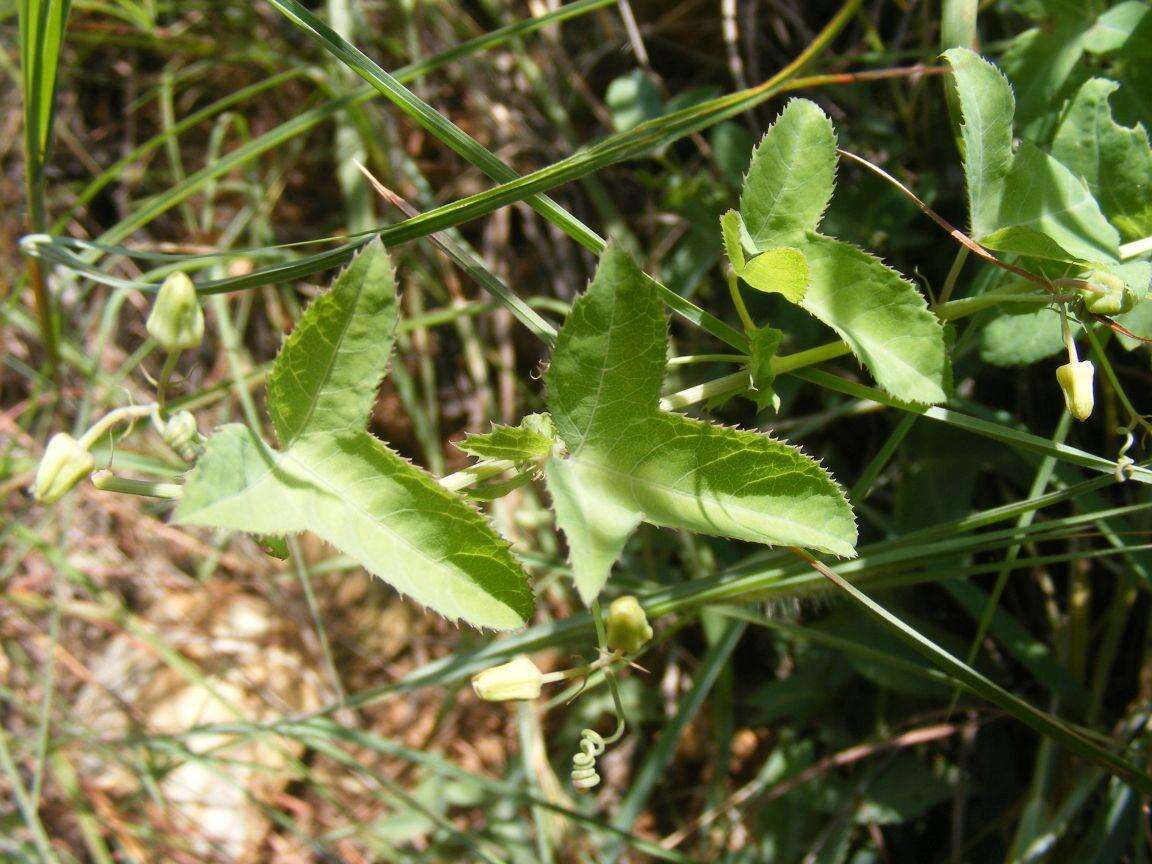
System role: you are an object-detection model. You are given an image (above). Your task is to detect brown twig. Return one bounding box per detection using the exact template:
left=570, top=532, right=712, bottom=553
left=836, top=147, right=1048, bottom=290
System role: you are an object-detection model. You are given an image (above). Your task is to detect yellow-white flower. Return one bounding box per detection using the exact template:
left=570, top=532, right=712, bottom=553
left=471, top=656, right=545, bottom=701
left=147, top=272, right=204, bottom=352
left=33, top=433, right=95, bottom=503
left=1056, top=360, right=1095, bottom=421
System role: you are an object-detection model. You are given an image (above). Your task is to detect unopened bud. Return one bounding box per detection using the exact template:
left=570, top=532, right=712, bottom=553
left=1056, top=360, right=1095, bottom=421
left=33, top=433, right=95, bottom=503
left=605, top=595, right=653, bottom=654
left=147, top=272, right=204, bottom=352
left=161, top=411, right=203, bottom=460
left=471, top=656, right=545, bottom=702
left=1080, top=271, right=1135, bottom=316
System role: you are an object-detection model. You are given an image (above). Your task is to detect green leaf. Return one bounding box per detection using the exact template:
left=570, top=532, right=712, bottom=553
left=456, top=413, right=557, bottom=462
left=267, top=238, right=397, bottom=445
left=544, top=457, right=642, bottom=600
left=606, top=70, right=663, bottom=133
left=1052, top=78, right=1152, bottom=242
left=943, top=48, right=1120, bottom=263
left=735, top=100, right=949, bottom=404
left=176, top=427, right=533, bottom=629
left=545, top=244, right=856, bottom=602
left=177, top=242, right=533, bottom=630
left=942, top=47, right=1015, bottom=240
left=1113, top=261, right=1152, bottom=350
left=980, top=307, right=1071, bottom=367
left=982, top=142, right=1121, bottom=263
left=1084, top=1, right=1151, bottom=56
left=998, top=22, right=1086, bottom=130
left=739, top=99, right=836, bottom=247
left=19, top=0, right=73, bottom=175
left=740, top=247, right=809, bottom=302
left=545, top=245, right=667, bottom=454
left=799, top=235, right=949, bottom=405
left=747, top=325, right=784, bottom=412
left=720, top=209, right=745, bottom=271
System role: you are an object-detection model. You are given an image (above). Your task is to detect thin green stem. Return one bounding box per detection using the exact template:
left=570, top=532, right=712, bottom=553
left=76, top=404, right=156, bottom=450
left=439, top=458, right=519, bottom=492
left=1084, top=325, right=1151, bottom=434
left=89, top=470, right=183, bottom=499
left=666, top=354, right=746, bottom=367
left=590, top=599, right=628, bottom=745
left=155, top=350, right=180, bottom=414
left=727, top=271, right=755, bottom=333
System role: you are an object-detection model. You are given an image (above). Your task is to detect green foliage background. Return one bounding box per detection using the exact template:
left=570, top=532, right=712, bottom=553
left=3, top=0, right=1152, bottom=861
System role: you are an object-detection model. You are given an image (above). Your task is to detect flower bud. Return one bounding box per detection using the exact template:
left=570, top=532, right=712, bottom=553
left=1056, top=360, right=1095, bottom=421
left=1080, top=271, right=1135, bottom=316
left=32, top=433, right=95, bottom=503
left=471, top=656, right=544, bottom=702
left=147, top=272, right=204, bottom=352
left=605, top=595, right=653, bottom=654
left=161, top=410, right=204, bottom=460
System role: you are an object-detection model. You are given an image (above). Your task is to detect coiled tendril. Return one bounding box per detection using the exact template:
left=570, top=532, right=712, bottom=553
left=1116, top=425, right=1137, bottom=482
left=570, top=728, right=606, bottom=791
left=568, top=599, right=635, bottom=792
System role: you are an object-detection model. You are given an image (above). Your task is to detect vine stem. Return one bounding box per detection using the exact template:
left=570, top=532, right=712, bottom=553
left=1060, top=303, right=1078, bottom=362
left=439, top=458, right=519, bottom=492
left=155, top=350, right=180, bottom=414
left=727, top=271, right=756, bottom=334
left=76, top=404, right=156, bottom=450
left=837, top=147, right=1051, bottom=290
left=590, top=599, right=628, bottom=745
left=1120, top=235, right=1152, bottom=259
left=656, top=140, right=1152, bottom=413
left=1083, top=326, right=1152, bottom=436
left=90, top=470, right=184, bottom=500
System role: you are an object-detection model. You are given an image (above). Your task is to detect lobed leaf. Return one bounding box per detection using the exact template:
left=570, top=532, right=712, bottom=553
left=982, top=142, right=1120, bottom=263
left=740, top=247, right=809, bottom=303
left=544, top=457, right=642, bottom=602
left=267, top=238, right=397, bottom=445
left=980, top=307, right=1071, bottom=367
left=179, top=241, right=534, bottom=630
left=736, top=99, right=949, bottom=405
left=720, top=209, right=745, bottom=271
left=545, top=244, right=856, bottom=602
left=176, top=427, right=534, bottom=629
left=544, top=244, right=666, bottom=455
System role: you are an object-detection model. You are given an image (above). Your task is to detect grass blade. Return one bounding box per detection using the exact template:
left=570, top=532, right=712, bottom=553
left=793, top=549, right=1152, bottom=794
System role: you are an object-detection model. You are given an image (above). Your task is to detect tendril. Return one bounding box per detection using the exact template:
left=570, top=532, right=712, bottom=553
left=1116, top=425, right=1137, bottom=482
left=570, top=728, right=606, bottom=791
